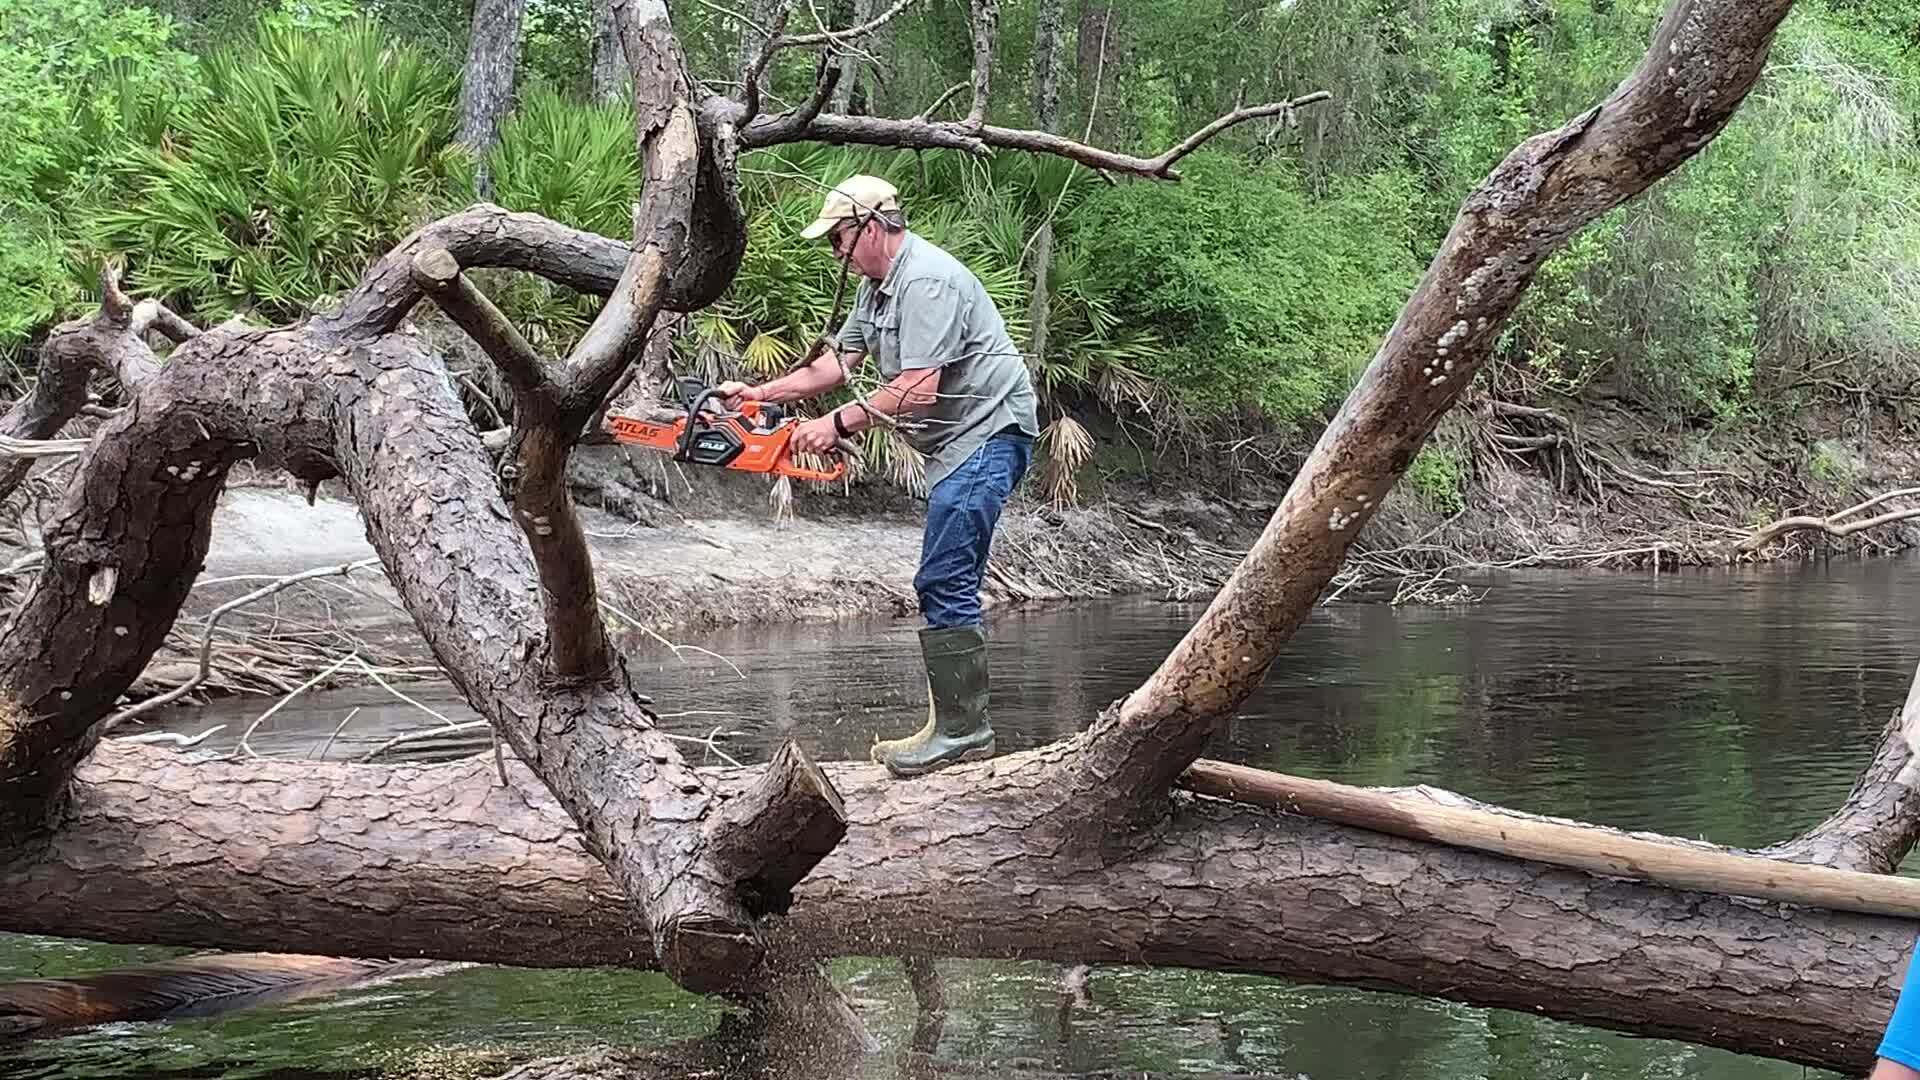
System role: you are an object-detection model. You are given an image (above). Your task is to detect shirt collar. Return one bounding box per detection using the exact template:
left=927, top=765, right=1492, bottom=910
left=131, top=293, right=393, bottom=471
left=875, top=231, right=917, bottom=298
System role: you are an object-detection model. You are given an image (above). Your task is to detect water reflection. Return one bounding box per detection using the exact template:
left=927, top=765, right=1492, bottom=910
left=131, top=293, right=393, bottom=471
left=12, top=556, right=1919, bottom=1077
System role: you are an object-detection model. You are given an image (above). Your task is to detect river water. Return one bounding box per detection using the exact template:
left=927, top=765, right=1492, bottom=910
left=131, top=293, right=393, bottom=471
left=8, top=556, right=1920, bottom=1078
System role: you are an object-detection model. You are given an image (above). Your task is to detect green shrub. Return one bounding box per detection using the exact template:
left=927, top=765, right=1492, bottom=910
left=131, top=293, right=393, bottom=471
left=0, top=0, right=202, bottom=208
left=1064, top=153, right=1420, bottom=429
left=1407, top=444, right=1467, bottom=515
left=86, top=21, right=460, bottom=323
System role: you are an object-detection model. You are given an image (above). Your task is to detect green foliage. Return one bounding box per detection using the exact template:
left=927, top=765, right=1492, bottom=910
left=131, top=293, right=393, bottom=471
left=520, top=0, right=595, bottom=96
left=86, top=22, right=460, bottom=323
left=479, top=87, right=637, bottom=238
left=1505, top=1, right=1920, bottom=422
left=1406, top=444, right=1467, bottom=516
left=1809, top=439, right=1861, bottom=489
left=0, top=0, right=202, bottom=207
left=0, top=0, right=202, bottom=362
left=1066, top=153, right=1420, bottom=429
left=7, top=0, right=1920, bottom=482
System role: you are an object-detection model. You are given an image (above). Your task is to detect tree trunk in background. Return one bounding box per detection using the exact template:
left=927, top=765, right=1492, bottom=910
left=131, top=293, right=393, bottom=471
left=831, top=0, right=874, bottom=114
left=1074, top=3, right=1119, bottom=147
left=591, top=0, right=625, bottom=103
left=1027, top=0, right=1065, bottom=373
left=457, top=0, right=529, bottom=197
left=736, top=0, right=784, bottom=92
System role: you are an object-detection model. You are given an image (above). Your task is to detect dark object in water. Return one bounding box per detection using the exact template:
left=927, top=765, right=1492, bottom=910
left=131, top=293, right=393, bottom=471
left=0, top=952, right=440, bottom=1039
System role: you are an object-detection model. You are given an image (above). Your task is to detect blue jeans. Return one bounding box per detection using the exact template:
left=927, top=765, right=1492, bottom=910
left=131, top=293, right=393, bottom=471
left=915, top=432, right=1032, bottom=629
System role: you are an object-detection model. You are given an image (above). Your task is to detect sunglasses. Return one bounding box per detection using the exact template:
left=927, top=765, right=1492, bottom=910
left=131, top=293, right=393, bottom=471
left=828, top=218, right=863, bottom=253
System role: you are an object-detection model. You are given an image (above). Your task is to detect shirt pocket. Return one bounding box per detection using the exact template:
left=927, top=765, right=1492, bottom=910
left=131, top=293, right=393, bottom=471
left=871, top=304, right=903, bottom=378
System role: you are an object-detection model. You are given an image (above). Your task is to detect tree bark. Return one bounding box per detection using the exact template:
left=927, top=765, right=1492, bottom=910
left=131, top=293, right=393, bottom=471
left=830, top=0, right=873, bottom=114
left=457, top=0, right=530, bottom=197
left=0, top=273, right=837, bottom=996
left=1026, top=0, right=1064, bottom=371
left=0, top=269, right=193, bottom=506
left=591, top=0, right=626, bottom=103
left=2, top=741, right=1912, bottom=1076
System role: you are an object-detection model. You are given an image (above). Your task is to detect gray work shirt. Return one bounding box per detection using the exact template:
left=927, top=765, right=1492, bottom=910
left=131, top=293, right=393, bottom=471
left=835, top=232, right=1040, bottom=489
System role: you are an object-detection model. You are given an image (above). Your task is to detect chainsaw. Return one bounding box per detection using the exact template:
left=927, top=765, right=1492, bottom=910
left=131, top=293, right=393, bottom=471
left=603, top=376, right=852, bottom=483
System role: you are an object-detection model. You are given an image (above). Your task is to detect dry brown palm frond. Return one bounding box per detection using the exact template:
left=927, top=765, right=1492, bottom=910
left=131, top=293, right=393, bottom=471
left=1039, top=415, right=1095, bottom=508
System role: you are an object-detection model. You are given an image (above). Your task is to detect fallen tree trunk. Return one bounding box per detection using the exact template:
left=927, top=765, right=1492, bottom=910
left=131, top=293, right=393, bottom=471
left=1, top=741, right=1911, bottom=1075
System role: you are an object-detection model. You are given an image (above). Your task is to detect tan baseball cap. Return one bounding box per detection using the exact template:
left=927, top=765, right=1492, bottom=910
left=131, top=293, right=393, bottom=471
left=799, top=174, right=901, bottom=240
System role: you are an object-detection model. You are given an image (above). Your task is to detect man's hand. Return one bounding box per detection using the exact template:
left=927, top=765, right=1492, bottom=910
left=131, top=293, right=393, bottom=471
left=716, top=380, right=757, bottom=409
left=791, top=415, right=840, bottom=455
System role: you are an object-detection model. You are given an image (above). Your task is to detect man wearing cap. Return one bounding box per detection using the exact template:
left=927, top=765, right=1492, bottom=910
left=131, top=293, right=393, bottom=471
left=716, top=174, right=1040, bottom=778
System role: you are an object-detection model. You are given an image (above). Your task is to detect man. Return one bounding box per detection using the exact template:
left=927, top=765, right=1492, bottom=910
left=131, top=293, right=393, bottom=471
left=1873, top=942, right=1920, bottom=1078
left=716, top=174, right=1040, bottom=778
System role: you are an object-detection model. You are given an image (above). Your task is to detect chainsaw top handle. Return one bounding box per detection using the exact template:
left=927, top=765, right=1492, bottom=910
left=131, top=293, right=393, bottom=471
left=674, top=386, right=727, bottom=462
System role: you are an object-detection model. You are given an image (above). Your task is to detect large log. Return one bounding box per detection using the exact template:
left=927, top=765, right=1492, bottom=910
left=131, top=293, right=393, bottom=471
left=0, top=314, right=837, bottom=994
left=1, top=741, right=1911, bottom=1076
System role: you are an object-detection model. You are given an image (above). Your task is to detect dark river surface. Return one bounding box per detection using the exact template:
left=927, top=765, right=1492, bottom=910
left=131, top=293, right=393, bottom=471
left=8, top=556, right=1920, bottom=1079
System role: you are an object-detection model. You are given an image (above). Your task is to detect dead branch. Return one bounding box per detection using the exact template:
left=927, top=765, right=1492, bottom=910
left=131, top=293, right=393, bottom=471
left=915, top=80, right=968, bottom=122
left=737, top=2, right=791, bottom=128
left=359, top=718, right=491, bottom=763
left=781, top=0, right=919, bottom=47
left=727, top=92, right=1333, bottom=179
left=411, top=248, right=550, bottom=396
left=102, top=558, right=381, bottom=733
left=1178, top=760, right=1920, bottom=921
left=0, top=436, right=89, bottom=460
left=1737, top=486, right=1920, bottom=553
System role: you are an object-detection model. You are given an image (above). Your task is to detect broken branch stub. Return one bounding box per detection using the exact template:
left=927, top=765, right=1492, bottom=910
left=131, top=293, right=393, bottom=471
left=1066, top=0, right=1802, bottom=834
left=705, top=740, right=849, bottom=916
left=409, top=248, right=551, bottom=398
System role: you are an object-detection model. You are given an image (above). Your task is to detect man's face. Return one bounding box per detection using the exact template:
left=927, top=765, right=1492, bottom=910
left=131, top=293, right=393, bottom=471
left=828, top=217, right=864, bottom=262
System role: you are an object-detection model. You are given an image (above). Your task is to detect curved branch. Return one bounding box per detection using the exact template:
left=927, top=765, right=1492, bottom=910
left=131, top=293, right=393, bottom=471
left=1762, top=660, right=1920, bottom=873
left=1736, top=487, right=1920, bottom=553
left=1062, top=0, right=1799, bottom=835
left=411, top=248, right=552, bottom=397
left=323, top=205, right=639, bottom=340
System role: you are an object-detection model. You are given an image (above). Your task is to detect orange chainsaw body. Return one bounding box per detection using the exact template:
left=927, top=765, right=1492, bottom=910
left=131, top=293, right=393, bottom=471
left=604, top=389, right=847, bottom=483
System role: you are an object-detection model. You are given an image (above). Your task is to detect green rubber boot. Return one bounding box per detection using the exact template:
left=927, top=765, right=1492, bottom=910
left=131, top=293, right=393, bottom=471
left=871, top=625, right=996, bottom=778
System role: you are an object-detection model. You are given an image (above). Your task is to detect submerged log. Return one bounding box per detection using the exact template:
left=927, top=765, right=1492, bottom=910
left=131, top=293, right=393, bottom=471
left=0, top=741, right=1910, bottom=1076
left=0, top=953, right=441, bottom=1038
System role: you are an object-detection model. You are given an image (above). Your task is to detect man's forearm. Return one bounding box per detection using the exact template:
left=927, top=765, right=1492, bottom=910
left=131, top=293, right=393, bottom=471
left=752, top=351, right=852, bottom=403
left=829, top=367, right=940, bottom=435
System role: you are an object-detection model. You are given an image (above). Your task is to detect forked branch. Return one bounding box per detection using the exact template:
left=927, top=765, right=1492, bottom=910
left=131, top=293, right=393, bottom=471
left=1736, top=487, right=1920, bottom=553
left=726, top=92, right=1334, bottom=180
left=410, top=248, right=551, bottom=398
